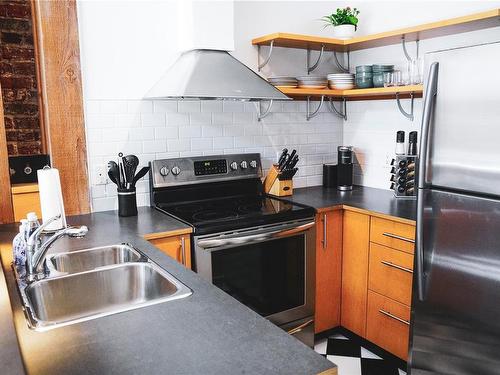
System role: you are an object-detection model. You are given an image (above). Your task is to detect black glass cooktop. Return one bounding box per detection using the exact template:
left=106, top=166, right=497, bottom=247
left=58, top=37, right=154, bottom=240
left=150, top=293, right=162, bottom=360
left=156, top=195, right=315, bottom=234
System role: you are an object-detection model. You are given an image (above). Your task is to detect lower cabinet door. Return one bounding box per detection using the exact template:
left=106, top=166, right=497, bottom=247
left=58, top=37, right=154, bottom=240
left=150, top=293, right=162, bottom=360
left=366, top=290, right=410, bottom=360
left=148, top=234, right=191, bottom=268
left=315, top=210, right=343, bottom=333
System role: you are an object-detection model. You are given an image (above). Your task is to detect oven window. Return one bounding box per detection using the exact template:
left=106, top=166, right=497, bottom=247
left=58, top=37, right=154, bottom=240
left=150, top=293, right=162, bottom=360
left=211, top=235, right=305, bottom=317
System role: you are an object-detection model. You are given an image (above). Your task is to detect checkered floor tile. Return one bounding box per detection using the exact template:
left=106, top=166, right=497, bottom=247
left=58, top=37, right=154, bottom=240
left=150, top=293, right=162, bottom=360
left=315, top=334, right=407, bottom=375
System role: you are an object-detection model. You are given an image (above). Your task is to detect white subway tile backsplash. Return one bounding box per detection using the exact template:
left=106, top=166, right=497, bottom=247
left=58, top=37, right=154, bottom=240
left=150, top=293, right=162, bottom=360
left=201, top=101, right=223, bottom=113
left=213, top=137, right=234, bottom=149
left=85, top=98, right=342, bottom=211
left=167, top=113, right=190, bottom=126
left=142, top=140, right=166, bottom=153
left=190, top=113, right=212, bottom=125
left=153, top=100, right=178, bottom=113
left=155, top=126, right=178, bottom=139
left=178, top=101, right=201, bottom=113
left=142, top=113, right=166, bottom=127
left=167, top=138, right=191, bottom=152
left=191, top=138, right=213, bottom=151
left=179, top=126, right=201, bottom=138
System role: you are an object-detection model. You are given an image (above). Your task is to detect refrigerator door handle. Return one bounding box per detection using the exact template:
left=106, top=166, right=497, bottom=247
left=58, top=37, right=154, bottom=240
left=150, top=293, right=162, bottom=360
left=417, top=62, right=439, bottom=189
left=415, top=62, right=439, bottom=302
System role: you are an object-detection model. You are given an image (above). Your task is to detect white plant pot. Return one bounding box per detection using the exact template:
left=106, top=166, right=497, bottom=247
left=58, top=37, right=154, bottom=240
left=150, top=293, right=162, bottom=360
left=332, top=24, right=356, bottom=40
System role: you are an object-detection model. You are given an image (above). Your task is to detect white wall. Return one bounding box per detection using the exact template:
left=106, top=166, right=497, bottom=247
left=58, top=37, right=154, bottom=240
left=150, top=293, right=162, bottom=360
left=78, top=1, right=500, bottom=211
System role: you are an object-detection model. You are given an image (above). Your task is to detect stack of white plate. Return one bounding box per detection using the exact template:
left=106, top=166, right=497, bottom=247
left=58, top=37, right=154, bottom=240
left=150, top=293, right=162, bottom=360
left=268, top=76, right=298, bottom=88
left=327, top=73, right=355, bottom=89
left=296, top=76, right=328, bottom=89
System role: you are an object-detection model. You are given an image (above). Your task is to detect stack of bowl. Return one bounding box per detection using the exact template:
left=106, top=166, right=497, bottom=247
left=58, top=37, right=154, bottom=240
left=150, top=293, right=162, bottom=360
left=327, top=73, right=355, bottom=89
left=372, top=65, right=394, bottom=87
left=355, top=65, right=373, bottom=89
left=268, top=76, right=298, bottom=88
left=296, top=76, right=328, bottom=89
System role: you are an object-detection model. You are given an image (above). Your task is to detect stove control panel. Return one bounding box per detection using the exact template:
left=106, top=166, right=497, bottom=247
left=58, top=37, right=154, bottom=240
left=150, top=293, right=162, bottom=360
left=151, top=153, right=262, bottom=188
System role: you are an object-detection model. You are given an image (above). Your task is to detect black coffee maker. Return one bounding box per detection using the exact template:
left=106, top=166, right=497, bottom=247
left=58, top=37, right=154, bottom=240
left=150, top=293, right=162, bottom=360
left=337, top=146, right=353, bottom=191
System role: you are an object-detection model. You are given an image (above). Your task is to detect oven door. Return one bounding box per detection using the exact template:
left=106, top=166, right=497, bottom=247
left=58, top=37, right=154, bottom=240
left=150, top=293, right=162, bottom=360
left=194, top=219, right=315, bottom=326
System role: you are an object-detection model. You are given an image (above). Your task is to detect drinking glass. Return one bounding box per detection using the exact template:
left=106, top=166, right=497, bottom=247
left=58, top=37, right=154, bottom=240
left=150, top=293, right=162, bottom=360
left=383, top=72, right=393, bottom=87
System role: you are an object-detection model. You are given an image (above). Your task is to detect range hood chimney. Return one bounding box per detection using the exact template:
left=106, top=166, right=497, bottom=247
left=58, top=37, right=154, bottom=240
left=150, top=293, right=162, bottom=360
left=145, top=1, right=289, bottom=102
left=145, top=49, right=290, bottom=101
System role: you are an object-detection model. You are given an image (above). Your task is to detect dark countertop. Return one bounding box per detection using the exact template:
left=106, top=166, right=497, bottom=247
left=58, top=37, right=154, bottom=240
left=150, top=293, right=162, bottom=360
left=0, top=207, right=334, bottom=375
left=287, top=186, right=417, bottom=222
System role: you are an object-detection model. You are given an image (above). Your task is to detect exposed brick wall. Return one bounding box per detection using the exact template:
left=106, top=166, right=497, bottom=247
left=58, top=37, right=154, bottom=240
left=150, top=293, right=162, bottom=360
left=0, top=0, right=41, bottom=156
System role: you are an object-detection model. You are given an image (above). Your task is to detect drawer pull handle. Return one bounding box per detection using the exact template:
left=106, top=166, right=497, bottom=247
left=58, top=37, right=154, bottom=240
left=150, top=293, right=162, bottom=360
left=381, top=260, right=413, bottom=274
left=180, top=237, right=186, bottom=266
left=322, top=214, right=327, bottom=249
left=379, top=309, right=410, bottom=326
left=383, top=232, right=415, bottom=244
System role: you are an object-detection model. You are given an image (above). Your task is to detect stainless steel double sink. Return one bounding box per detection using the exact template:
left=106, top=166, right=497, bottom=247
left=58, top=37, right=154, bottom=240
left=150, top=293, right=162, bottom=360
left=18, top=244, right=192, bottom=331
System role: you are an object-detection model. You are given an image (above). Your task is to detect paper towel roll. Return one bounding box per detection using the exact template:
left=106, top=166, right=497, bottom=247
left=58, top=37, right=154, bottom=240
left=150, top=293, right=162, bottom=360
left=37, top=167, right=67, bottom=231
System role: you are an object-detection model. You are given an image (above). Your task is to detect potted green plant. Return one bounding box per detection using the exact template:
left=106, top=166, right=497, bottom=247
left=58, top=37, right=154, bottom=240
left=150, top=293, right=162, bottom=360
left=322, top=7, right=360, bottom=40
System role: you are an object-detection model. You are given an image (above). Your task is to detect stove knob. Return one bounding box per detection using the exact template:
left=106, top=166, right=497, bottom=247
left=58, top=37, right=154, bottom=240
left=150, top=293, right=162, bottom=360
left=160, top=166, right=169, bottom=176
left=171, top=166, right=181, bottom=176
left=249, top=160, right=257, bottom=168
left=240, top=161, right=248, bottom=169
left=230, top=162, right=238, bottom=171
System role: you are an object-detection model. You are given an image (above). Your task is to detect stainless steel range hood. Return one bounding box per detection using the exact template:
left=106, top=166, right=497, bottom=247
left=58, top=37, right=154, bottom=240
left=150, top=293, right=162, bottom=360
left=145, top=49, right=290, bottom=101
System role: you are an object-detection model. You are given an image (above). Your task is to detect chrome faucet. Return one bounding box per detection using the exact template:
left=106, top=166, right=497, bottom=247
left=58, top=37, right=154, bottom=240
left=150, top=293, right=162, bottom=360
left=26, top=214, right=88, bottom=281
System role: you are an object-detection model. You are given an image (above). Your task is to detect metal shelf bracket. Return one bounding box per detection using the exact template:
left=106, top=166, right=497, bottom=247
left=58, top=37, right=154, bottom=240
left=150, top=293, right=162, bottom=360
left=307, top=45, right=325, bottom=74
left=333, top=51, right=350, bottom=73
left=258, top=40, right=274, bottom=71
left=306, top=95, right=324, bottom=121
left=396, top=92, right=414, bottom=121
left=401, top=35, right=420, bottom=61
left=328, top=97, right=347, bottom=121
left=257, top=100, right=274, bottom=121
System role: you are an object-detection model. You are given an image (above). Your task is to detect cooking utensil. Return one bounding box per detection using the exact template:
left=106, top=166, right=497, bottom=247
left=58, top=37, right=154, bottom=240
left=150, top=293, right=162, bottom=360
left=123, top=155, right=139, bottom=189
left=117, top=152, right=125, bottom=189
left=132, top=166, right=150, bottom=186
left=107, top=161, right=119, bottom=185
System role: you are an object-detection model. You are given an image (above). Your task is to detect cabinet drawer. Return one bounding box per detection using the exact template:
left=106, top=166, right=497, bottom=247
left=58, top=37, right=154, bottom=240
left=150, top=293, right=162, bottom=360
left=369, top=243, right=413, bottom=305
left=366, top=291, right=410, bottom=360
left=370, top=217, right=415, bottom=254
left=149, top=234, right=191, bottom=268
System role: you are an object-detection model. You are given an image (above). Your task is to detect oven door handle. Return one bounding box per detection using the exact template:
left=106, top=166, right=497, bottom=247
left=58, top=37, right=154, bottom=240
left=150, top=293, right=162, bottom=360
left=197, top=221, right=315, bottom=250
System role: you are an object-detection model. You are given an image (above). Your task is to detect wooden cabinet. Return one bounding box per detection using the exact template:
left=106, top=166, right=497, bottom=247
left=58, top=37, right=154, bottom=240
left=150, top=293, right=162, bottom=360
left=11, top=183, right=42, bottom=222
left=366, top=291, right=411, bottom=360
left=341, top=210, right=370, bottom=337
left=147, top=233, right=192, bottom=269
left=315, top=209, right=343, bottom=333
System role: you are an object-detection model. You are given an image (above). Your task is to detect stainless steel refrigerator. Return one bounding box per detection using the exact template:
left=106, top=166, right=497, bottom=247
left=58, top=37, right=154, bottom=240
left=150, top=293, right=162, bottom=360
left=410, top=41, right=500, bottom=374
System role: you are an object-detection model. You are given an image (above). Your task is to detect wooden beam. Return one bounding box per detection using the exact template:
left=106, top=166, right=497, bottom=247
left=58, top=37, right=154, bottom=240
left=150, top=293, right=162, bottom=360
left=31, top=0, right=90, bottom=215
left=0, top=82, right=15, bottom=224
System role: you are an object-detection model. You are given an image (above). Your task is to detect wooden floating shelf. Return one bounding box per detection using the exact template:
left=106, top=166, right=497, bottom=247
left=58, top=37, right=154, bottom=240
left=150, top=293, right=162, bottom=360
left=276, top=85, right=423, bottom=101
left=252, top=9, right=500, bottom=52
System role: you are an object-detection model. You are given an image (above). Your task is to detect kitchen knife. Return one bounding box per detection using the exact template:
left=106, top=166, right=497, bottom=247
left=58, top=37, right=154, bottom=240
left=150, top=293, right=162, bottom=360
left=282, top=149, right=296, bottom=169
left=288, top=155, right=299, bottom=169
left=278, top=148, right=288, bottom=169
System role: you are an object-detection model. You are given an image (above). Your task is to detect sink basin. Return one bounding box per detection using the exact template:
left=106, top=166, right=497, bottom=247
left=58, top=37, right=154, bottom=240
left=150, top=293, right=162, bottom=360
left=47, top=244, right=143, bottom=274
left=23, top=262, right=192, bottom=331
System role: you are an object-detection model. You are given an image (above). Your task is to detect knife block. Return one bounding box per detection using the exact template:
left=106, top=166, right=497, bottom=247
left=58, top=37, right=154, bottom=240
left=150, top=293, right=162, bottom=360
left=264, top=165, right=293, bottom=197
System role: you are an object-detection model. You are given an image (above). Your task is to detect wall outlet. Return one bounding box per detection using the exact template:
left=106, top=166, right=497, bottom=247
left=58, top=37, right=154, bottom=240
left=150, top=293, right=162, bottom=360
left=93, top=165, right=108, bottom=185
